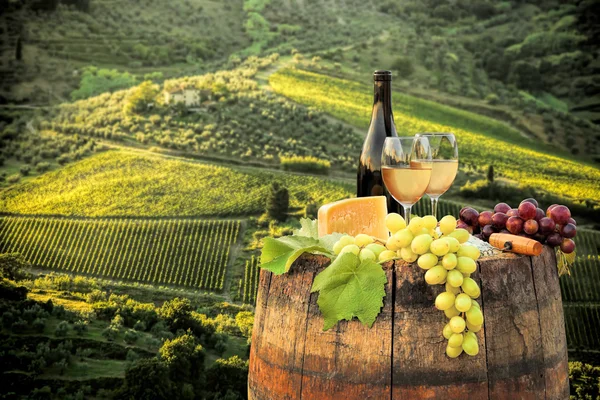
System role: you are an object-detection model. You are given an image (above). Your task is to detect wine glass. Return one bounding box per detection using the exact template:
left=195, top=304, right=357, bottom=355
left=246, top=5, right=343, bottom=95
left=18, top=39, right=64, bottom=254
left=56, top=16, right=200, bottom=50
left=415, top=133, right=459, bottom=218
left=381, top=136, right=432, bottom=224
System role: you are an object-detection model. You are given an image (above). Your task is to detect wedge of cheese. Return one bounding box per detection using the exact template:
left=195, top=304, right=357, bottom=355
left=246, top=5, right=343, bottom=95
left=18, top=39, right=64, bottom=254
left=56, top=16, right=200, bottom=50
left=318, top=196, right=389, bottom=241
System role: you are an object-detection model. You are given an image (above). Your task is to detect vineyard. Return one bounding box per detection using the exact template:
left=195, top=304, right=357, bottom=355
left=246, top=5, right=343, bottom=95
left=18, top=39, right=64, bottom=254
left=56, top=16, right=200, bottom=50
left=0, top=216, right=241, bottom=291
left=0, top=151, right=353, bottom=217
left=269, top=68, right=600, bottom=204
left=239, top=255, right=260, bottom=305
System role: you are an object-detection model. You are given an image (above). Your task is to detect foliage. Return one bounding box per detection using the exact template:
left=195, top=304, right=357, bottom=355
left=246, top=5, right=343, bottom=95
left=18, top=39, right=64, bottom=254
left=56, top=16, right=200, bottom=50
left=205, top=356, right=249, bottom=400
left=0, top=216, right=240, bottom=291
left=235, top=312, right=254, bottom=338
left=0, top=151, right=352, bottom=217
left=0, top=253, right=31, bottom=281
left=569, top=361, right=600, bottom=399
left=123, top=81, right=159, bottom=114
left=266, top=182, right=289, bottom=222
left=280, top=155, right=331, bottom=175
left=159, top=333, right=205, bottom=387
left=120, top=358, right=175, bottom=400
left=71, top=67, right=138, bottom=101
left=269, top=68, right=600, bottom=205
left=311, top=253, right=387, bottom=330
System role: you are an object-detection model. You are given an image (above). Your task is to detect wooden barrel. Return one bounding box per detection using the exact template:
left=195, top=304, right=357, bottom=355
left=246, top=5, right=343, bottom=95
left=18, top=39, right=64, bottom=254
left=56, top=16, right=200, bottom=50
left=248, top=246, right=569, bottom=400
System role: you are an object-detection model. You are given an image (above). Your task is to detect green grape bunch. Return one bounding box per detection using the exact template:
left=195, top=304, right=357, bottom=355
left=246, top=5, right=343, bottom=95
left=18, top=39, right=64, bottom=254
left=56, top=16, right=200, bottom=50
left=330, top=212, right=483, bottom=358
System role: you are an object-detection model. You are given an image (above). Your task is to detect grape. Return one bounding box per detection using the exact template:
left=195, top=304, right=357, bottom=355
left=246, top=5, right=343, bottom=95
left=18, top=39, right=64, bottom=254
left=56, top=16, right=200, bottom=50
left=422, top=215, right=438, bottom=230
left=546, top=233, right=563, bottom=247
left=333, top=241, right=345, bottom=255
left=392, top=229, right=414, bottom=249
left=560, top=223, right=576, bottom=239
left=500, top=229, right=510, bottom=234
left=365, top=243, right=386, bottom=258
left=521, top=198, right=539, bottom=208
left=448, top=333, right=464, bottom=348
left=523, top=219, right=539, bottom=235
left=424, top=265, right=447, bottom=285
left=341, top=244, right=360, bottom=256
left=400, top=247, right=418, bottom=263
left=539, top=217, right=556, bottom=235
left=359, top=248, right=376, bottom=262
left=535, top=208, right=545, bottom=221
left=546, top=204, right=559, bottom=217
left=385, top=213, right=406, bottom=234
left=456, top=257, right=477, bottom=274
left=492, top=212, right=509, bottom=229
left=471, top=300, right=480, bottom=309
left=435, top=291, right=456, bottom=310
left=430, top=239, right=450, bottom=256
left=385, top=235, right=402, bottom=251
left=445, top=237, right=460, bottom=253
left=378, top=250, right=397, bottom=262
left=449, top=316, right=466, bottom=333
left=411, top=234, right=433, bottom=255
left=466, top=320, right=482, bottom=332
left=550, top=205, right=571, bottom=225
left=408, top=216, right=424, bottom=234
left=338, top=235, right=355, bottom=247
left=461, top=277, right=481, bottom=298
left=466, top=306, right=484, bottom=326
left=442, top=253, right=458, bottom=270
left=443, top=323, right=454, bottom=339
left=446, top=280, right=461, bottom=294
left=444, top=306, right=460, bottom=319
left=456, top=220, right=473, bottom=234
left=439, top=215, right=457, bottom=235
left=568, top=217, right=577, bottom=226
left=481, top=224, right=496, bottom=240
left=494, top=203, right=511, bottom=214
left=455, top=293, right=472, bottom=312
left=460, top=207, right=480, bottom=226
left=506, top=216, right=524, bottom=234
left=457, top=244, right=480, bottom=260
left=355, top=234, right=374, bottom=247
left=447, top=228, right=470, bottom=244
left=462, top=334, right=479, bottom=356
left=417, top=253, right=438, bottom=270
left=447, top=269, right=464, bottom=288
left=518, top=201, right=536, bottom=220
left=478, top=211, right=493, bottom=227
left=506, top=208, right=519, bottom=218
left=446, top=344, right=463, bottom=358
left=560, top=238, right=575, bottom=254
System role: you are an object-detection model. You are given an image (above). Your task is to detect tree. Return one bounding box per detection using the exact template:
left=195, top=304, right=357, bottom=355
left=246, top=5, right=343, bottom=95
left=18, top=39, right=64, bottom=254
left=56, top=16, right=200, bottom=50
left=391, top=57, right=414, bottom=78
left=15, top=36, right=22, bottom=61
left=120, top=358, right=174, bottom=400
left=0, top=253, right=31, bottom=280
left=508, top=61, right=542, bottom=92
left=123, top=81, right=159, bottom=114
left=160, top=333, right=206, bottom=397
left=205, top=356, right=249, bottom=399
left=235, top=311, right=254, bottom=338
left=266, top=182, right=289, bottom=222
left=487, top=165, right=494, bottom=183
left=55, top=321, right=69, bottom=337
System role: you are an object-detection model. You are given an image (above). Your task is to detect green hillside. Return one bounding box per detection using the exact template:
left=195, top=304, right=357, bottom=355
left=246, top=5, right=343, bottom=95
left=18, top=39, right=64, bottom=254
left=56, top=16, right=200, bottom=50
left=269, top=68, right=600, bottom=206
left=0, top=150, right=352, bottom=217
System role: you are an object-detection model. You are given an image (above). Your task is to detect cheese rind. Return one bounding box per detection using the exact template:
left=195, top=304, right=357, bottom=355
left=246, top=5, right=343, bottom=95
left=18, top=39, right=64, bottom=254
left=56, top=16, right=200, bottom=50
left=318, top=196, right=389, bottom=241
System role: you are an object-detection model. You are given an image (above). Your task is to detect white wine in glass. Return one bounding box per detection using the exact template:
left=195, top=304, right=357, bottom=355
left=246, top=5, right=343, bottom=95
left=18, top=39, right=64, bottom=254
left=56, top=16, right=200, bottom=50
left=416, top=133, right=458, bottom=218
left=381, top=137, right=432, bottom=223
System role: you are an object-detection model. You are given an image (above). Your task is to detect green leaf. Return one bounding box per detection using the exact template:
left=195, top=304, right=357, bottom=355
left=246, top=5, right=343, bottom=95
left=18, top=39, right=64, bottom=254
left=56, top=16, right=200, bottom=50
left=293, top=218, right=319, bottom=239
left=260, top=236, right=331, bottom=275
left=311, top=253, right=387, bottom=330
left=319, top=232, right=344, bottom=253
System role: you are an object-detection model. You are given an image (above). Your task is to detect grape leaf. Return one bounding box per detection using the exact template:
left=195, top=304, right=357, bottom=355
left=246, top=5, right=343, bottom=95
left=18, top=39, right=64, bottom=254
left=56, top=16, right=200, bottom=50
left=556, top=248, right=576, bottom=277
left=260, top=236, right=332, bottom=275
left=311, top=253, right=387, bottom=330
left=293, top=218, right=319, bottom=239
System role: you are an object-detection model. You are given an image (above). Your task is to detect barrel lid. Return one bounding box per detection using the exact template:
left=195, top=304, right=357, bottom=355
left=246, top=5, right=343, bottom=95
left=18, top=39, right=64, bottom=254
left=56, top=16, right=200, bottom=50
left=374, top=70, right=392, bottom=81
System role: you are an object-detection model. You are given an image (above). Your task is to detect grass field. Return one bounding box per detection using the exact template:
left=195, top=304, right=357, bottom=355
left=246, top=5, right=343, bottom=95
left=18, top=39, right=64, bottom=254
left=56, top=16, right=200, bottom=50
left=0, top=216, right=241, bottom=290
left=269, top=68, right=600, bottom=204
left=0, top=150, right=353, bottom=217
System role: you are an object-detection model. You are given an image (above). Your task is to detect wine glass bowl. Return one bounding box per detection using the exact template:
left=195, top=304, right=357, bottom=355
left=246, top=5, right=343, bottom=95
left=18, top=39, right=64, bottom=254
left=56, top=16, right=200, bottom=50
left=381, top=136, right=432, bottom=223
left=415, top=133, right=459, bottom=218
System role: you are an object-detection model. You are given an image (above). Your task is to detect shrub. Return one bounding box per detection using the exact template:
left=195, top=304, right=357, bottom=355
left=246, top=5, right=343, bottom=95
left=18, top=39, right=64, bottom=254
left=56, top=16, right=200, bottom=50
left=485, top=94, right=499, bottom=105
left=35, top=161, right=51, bottom=173
left=235, top=311, right=254, bottom=338
left=134, top=320, right=147, bottom=331
left=11, top=318, right=27, bottom=333
left=102, top=326, right=118, bottom=341
left=124, top=329, right=139, bottom=344
left=19, top=165, right=31, bottom=176
left=32, top=318, right=46, bottom=333
left=6, top=173, right=21, bottom=184
left=73, top=320, right=88, bottom=335
left=569, top=361, right=600, bottom=399
left=391, top=57, right=415, bottom=78
left=280, top=155, right=331, bottom=175
left=55, top=320, right=69, bottom=336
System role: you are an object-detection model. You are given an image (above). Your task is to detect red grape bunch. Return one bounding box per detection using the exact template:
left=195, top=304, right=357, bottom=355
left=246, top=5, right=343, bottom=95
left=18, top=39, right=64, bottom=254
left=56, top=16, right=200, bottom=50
left=457, top=198, right=576, bottom=254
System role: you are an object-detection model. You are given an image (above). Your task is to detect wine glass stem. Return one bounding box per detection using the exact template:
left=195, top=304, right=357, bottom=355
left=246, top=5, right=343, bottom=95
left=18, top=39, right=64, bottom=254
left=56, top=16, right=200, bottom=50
left=431, top=197, right=439, bottom=218
left=403, top=205, right=412, bottom=225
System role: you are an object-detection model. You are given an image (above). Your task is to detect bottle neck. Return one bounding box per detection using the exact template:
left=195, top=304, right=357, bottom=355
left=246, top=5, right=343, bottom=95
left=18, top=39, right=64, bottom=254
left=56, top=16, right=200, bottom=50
left=371, top=80, right=394, bottom=134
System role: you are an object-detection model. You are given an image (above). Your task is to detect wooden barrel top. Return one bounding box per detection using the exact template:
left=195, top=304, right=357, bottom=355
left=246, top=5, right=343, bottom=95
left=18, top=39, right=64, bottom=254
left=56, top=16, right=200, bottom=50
left=249, top=246, right=569, bottom=400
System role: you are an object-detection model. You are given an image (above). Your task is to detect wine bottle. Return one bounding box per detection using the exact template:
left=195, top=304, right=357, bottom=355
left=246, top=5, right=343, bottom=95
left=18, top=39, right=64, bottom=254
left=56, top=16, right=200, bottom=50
left=357, top=70, right=401, bottom=214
